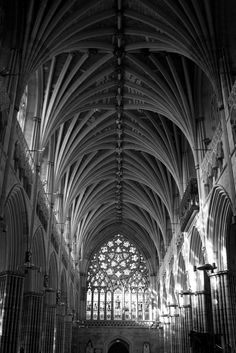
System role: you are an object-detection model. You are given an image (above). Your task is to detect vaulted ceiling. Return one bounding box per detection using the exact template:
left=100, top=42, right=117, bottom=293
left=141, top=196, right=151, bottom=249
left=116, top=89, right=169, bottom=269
left=2, top=0, right=227, bottom=270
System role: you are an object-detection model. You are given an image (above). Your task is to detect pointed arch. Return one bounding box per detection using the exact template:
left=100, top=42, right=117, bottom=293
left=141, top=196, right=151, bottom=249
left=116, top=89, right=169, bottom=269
left=49, top=251, right=58, bottom=289
left=169, top=272, right=177, bottom=305
left=61, top=269, right=68, bottom=306
left=189, top=227, right=204, bottom=292
left=2, top=185, right=29, bottom=271
left=106, top=337, right=130, bottom=353
left=69, top=282, right=75, bottom=313
left=162, top=280, right=167, bottom=311
left=177, top=252, right=188, bottom=291
left=85, top=234, right=151, bottom=321
left=207, top=186, right=233, bottom=271
left=31, top=226, right=46, bottom=291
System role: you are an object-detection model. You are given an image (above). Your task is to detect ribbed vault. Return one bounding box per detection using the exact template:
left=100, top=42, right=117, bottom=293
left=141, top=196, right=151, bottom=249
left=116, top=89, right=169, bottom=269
left=4, top=0, right=221, bottom=271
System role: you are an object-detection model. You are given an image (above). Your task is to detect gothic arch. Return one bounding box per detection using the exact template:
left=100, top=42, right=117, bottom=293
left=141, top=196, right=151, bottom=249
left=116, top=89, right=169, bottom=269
left=2, top=185, right=29, bottom=271
left=169, top=272, right=177, bottom=305
left=75, top=292, right=79, bottom=320
left=49, top=251, right=58, bottom=290
left=83, top=225, right=156, bottom=276
left=60, top=269, right=68, bottom=306
left=162, top=281, right=167, bottom=310
left=85, top=234, right=151, bottom=321
left=177, top=252, right=188, bottom=292
left=31, top=227, right=46, bottom=291
left=69, top=282, right=75, bottom=313
left=106, top=337, right=130, bottom=353
left=207, top=186, right=233, bottom=271
left=189, top=227, right=204, bottom=291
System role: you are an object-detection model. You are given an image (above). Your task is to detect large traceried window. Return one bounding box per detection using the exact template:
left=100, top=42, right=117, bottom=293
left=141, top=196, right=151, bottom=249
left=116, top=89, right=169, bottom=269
left=86, top=234, right=152, bottom=321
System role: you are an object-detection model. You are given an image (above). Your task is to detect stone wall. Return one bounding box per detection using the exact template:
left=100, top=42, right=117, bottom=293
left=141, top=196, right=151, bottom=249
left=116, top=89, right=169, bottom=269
left=72, top=325, right=164, bottom=353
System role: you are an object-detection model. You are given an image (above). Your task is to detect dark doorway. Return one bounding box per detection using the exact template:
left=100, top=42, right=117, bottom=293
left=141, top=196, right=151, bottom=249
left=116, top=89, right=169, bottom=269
left=108, top=340, right=129, bottom=353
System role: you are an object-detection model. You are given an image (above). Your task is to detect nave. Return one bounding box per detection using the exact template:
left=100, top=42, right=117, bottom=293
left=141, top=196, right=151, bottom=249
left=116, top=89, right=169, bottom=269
left=0, top=0, right=236, bottom=352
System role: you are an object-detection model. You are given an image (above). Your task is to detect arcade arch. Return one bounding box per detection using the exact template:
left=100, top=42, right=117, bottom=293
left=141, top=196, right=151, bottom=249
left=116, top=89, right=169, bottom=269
left=107, top=338, right=129, bottom=353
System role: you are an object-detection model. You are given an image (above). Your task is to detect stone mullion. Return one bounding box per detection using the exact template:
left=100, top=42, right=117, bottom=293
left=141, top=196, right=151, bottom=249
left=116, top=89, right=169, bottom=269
left=104, top=291, right=107, bottom=320
left=136, top=289, right=138, bottom=320
left=97, top=289, right=100, bottom=320
left=0, top=271, right=24, bottom=353
left=142, top=292, right=145, bottom=321
left=129, top=289, right=132, bottom=320
left=149, top=297, right=153, bottom=321
left=122, top=286, right=125, bottom=320
left=91, top=290, right=94, bottom=320
left=111, top=291, right=114, bottom=320
left=20, top=291, right=43, bottom=353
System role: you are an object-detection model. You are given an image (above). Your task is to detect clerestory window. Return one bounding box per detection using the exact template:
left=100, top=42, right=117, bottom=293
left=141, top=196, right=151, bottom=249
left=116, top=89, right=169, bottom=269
left=86, top=234, right=152, bottom=321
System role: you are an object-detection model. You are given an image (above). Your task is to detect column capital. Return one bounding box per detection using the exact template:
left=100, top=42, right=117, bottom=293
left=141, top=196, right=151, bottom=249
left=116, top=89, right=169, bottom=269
left=209, top=269, right=228, bottom=277
left=33, top=116, right=41, bottom=123
left=47, top=160, right=54, bottom=166
left=0, top=270, right=25, bottom=278
left=23, top=290, right=44, bottom=298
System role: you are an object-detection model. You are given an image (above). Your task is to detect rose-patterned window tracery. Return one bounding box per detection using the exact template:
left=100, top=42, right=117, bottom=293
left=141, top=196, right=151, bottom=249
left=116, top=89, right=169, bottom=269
left=86, top=234, right=151, bottom=321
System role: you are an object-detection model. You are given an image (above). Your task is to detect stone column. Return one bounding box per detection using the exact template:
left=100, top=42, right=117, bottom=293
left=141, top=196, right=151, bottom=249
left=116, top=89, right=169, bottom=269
left=55, top=304, right=66, bottom=353
left=173, top=314, right=181, bottom=353
left=178, top=310, right=185, bottom=353
left=41, top=291, right=57, bottom=353
left=64, top=314, right=73, bottom=353
left=193, top=291, right=209, bottom=332
left=169, top=315, right=175, bottom=353
left=228, top=271, right=236, bottom=350
left=0, top=271, right=24, bottom=353
left=163, top=318, right=171, bottom=353
left=180, top=306, right=192, bottom=353
left=20, top=291, right=44, bottom=353
left=210, top=271, right=236, bottom=351
left=79, top=273, right=86, bottom=321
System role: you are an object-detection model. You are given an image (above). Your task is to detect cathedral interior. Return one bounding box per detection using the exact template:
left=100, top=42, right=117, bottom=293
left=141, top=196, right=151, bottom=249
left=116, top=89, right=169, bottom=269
left=1, top=0, right=236, bottom=352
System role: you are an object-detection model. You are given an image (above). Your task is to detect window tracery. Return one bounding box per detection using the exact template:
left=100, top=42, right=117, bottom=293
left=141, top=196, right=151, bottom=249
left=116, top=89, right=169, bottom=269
left=86, top=234, right=152, bottom=321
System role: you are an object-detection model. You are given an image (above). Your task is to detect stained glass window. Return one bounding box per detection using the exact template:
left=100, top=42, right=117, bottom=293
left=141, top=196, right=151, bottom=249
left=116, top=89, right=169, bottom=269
left=86, top=234, right=151, bottom=321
